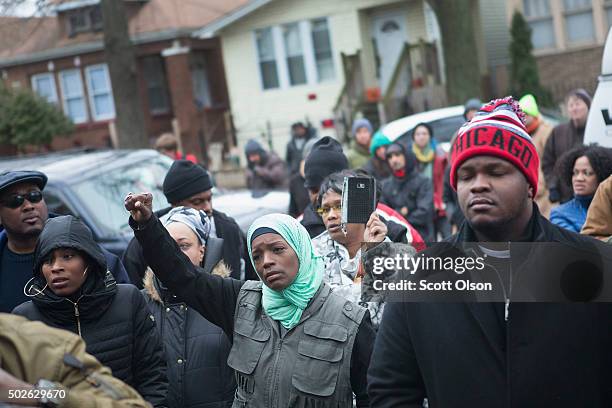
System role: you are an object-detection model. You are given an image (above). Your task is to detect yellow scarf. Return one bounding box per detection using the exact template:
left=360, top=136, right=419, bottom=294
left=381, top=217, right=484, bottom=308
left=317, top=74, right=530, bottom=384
left=412, top=143, right=434, bottom=163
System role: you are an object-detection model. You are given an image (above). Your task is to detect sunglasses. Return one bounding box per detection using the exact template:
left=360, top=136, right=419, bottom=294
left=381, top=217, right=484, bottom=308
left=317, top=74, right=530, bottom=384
left=1, top=191, right=43, bottom=209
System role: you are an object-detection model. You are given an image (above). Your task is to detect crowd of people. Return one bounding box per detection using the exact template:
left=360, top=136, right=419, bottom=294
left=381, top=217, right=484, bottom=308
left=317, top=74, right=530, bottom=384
left=1, top=92, right=612, bottom=407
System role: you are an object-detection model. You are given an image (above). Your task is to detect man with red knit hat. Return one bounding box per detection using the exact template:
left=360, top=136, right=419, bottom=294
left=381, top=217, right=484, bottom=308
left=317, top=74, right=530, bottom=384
left=367, top=97, right=612, bottom=407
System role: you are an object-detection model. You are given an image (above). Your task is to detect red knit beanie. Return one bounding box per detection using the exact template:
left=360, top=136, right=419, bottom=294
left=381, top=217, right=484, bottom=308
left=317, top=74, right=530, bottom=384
left=450, top=97, right=539, bottom=196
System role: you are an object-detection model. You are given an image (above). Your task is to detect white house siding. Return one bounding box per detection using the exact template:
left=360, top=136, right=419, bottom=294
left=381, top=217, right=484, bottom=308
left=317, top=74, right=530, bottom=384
left=218, top=0, right=427, bottom=161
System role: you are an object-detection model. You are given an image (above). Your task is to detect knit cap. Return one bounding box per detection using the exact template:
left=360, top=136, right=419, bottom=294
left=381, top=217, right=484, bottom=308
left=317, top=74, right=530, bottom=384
left=303, top=137, right=348, bottom=189
left=370, top=131, right=391, bottom=156
left=450, top=97, right=539, bottom=196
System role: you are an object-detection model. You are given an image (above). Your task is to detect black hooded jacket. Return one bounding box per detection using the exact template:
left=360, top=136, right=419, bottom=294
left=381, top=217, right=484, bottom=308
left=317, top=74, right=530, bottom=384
left=381, top=143, right=434, bottom=242
left=12, top=216, right=168, bottom=407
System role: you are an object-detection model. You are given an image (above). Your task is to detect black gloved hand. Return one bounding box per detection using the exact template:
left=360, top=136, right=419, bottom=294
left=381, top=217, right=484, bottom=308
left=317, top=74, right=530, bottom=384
left=548, top=187, right=561, bottom=203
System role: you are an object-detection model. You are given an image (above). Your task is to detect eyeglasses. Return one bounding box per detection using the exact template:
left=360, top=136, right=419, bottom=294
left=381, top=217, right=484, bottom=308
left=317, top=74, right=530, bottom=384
left=1, top=191, right=43, bottom=209
left=572, top=169, right=595, bottom=178
left=316, top=204, right=342, bottom=217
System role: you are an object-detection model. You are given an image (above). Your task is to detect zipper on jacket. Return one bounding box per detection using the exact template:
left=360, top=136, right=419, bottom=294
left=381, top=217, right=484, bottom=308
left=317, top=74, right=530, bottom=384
left=269, top=338, right=284, bottom=408
left=487, top=263, right=510, bottom=321
left=506, top=248, right=514, bottom=322
left=66, top=295, right=84, bottom=337
left=73, top=302, right=82, bottom=337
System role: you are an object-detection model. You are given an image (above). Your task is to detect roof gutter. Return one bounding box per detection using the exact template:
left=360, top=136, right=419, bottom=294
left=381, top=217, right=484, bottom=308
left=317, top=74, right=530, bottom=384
left=54, top=0, right=147, bottom=12
left=192, top=0, right=274, bottom=39
left=0, top=27, right=195, bottom=69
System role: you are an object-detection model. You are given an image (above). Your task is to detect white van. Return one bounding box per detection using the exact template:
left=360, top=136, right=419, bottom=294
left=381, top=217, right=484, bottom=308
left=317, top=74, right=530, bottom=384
left=584, top=28, right=612, bottom=147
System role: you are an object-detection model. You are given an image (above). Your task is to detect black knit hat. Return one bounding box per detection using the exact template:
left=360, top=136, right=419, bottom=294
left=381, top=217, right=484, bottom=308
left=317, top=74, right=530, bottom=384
left=303, top=137, right=349, bottom=189
left=567, top=88, right=592, bottom=109
left=163, top=160, right=213, bottom=204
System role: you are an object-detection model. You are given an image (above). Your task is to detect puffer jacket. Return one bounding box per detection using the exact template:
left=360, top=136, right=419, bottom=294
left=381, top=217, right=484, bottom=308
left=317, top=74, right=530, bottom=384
left=143, top=260, right=235, bottom=408
left=12, top=215, right=167, bottom=407
left=550, top=195, right=593, bottom=233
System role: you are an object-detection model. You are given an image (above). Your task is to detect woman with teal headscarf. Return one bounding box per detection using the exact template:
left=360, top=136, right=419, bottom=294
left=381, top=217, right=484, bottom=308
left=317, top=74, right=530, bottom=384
left=125, top=192, right=375, bottom=407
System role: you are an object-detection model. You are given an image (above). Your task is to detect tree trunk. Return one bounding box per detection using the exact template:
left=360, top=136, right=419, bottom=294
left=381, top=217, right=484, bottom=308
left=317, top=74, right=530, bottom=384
left=428, top=0, right=483, bottom=105
left=100, top=0, right=147, bottom=148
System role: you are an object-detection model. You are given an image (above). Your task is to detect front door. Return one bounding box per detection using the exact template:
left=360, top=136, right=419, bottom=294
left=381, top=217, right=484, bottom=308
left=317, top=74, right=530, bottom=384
left=371, top=8, right=409, bottom=92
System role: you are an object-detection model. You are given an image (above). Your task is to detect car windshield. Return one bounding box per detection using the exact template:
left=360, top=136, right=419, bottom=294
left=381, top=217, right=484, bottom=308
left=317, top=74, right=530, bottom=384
left=72, top=157, right=172, bottom=236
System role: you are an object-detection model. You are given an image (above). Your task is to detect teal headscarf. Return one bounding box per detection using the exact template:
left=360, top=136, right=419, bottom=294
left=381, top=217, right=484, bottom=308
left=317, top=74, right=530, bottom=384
left=247, top=213, right=323, bottom=329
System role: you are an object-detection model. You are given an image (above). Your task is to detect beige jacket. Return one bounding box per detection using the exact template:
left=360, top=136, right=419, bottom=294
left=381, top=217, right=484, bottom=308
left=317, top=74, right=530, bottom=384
left=581, top=175, right=612, bottom=240
left=0, top=313, right=151, bottom=408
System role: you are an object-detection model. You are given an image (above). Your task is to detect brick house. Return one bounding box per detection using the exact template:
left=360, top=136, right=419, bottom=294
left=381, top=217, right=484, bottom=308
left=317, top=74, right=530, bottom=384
left=0, top=0, right=247, bottom=161
left=504, top=0, right=610, bottom=103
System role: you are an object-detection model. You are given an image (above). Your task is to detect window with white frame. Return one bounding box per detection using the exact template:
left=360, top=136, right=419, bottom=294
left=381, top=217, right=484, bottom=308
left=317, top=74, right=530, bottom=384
left=282, top=23, right=307, bottom=86
left=563, top=0, right=595, bottom=44
left=255, top=18, right=335, bottom=90
left=255, top=27, right=280, bottom=89
left=85, top=64, right=115, bottom=121
left=31, top=73, right=58, bottom=104
left=142, top=56, right=171, bottom=114
left=311, top=18, right=334, bottom=82
left=59, top=69, right=87, bottom=124
left=523, top=0, right=556, bottom=49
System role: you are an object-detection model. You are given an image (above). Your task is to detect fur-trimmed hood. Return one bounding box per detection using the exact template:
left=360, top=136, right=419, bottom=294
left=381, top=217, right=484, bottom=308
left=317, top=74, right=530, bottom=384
left=143, top=262, right=231, bottom=304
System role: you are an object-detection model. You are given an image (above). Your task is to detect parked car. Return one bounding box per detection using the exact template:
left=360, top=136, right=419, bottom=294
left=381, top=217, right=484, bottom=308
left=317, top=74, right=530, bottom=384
left=213, top=188, right=290, bottom=232
left=382, top=104, right=560, bottom=153
left=0, top=148, right=289, bottom=256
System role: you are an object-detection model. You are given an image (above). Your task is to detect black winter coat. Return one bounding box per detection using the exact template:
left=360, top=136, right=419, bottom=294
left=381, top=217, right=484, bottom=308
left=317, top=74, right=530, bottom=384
left=143, top=262, right=235, bottom=408
left=285, top=132, right=315, bottom=175
left=12, top=215, right=167, bottom=407
left=122, top=208, right=252, bottom=286
left=367, top=205, right=612, bottom=407
left=381, top=172, right=434, bottom=242
left=288, top=173, right=310, bottom=217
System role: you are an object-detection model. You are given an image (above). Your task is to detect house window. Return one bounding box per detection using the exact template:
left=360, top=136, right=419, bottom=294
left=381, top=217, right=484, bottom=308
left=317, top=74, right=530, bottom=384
left=85, top=64, right=115, bottom=121
left=311, top=18, right=335, bottom=82
left=191, top=53, right=212, bottom=108
left=67, top=5, right=103, bottom=36
left=59, top=69, right=87, bottom=124
left=563, top=0, right=594, bottom=44
left=31, top=73, right=58, bottom=104
left=523, top=0, right=555, bottom=49
left=255, top=27, right=280, bottom=89
left=255, top=18, right=335, bottom=90
left=282, top=23, right=307, bottom=86
left=142, top=56, right=171, bottom=114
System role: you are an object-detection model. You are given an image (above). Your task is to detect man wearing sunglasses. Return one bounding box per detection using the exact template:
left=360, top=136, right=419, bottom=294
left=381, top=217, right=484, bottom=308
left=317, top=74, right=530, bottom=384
left=0, top=170, right=129, bottom=313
